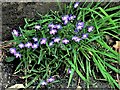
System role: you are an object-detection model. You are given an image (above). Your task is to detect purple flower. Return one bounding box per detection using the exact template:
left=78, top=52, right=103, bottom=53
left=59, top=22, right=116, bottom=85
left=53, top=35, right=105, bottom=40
left=47, top=77, right=55, bottom=83
left=54, top=37, right=61, bottom=43
left=55, top=24, right=62, bottom=29
left=9, top=48, right=16, bottom=54
left=18, top=43, right=24, bottom=48
left=19, top=34, right=22, bottom=36
left=72, top=36, right=81, bottom=42
left=68, top=68, right=72, bottom=74
left=62, top=15, right=76, bottom=24
left=82, top=33, right=88, bottom=39
left=76, top=25, right=83, bottom=30
left=14, top=52, right=21, bottom=58
left=75, top=38, right=81, bottom=42
left=72, top=36, right=78, bottom=40
left=50, top=29, right=57, bottom=35
left=40, top=81, right=47, bottom=85
left=48, top=23, right=55, bottom=29
left=74, top=2, right=80, bottom=8
left=88, top=26, right=94, bottom=32
left=35, top=25, right=41, bottom=30
left=62, top=39, right=69, bottom=44
left=40, top=38, right=47, bottom=44
left=32, top=43, right=39, bottom=49
left=74, top=29, right=79, bottom=32
left=32, top=37, right=38, bottom=42
left=62, top=15, right=69, bottom=21
left=25, top=42, right=32, bottom=48
left=49, top=41, right=54, bottom=46
left=64, top=20, right=69, bottom=25
left=77, top=21, right=84, bottom=26
left=76, top=21, right=84, bottom=30
left=69, top=15, right=76, bottom=21
left=12, top=29, right=19, bottom=36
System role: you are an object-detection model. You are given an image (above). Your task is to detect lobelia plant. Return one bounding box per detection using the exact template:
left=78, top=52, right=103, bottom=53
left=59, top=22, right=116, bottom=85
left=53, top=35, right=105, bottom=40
left=6, top=1, right=120, bottom=89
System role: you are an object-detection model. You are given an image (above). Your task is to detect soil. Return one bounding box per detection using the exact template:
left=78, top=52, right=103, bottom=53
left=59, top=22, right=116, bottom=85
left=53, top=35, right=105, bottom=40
left=1, top=2, right=120, bottom=89
left=2, top=2, right=65, bottom=41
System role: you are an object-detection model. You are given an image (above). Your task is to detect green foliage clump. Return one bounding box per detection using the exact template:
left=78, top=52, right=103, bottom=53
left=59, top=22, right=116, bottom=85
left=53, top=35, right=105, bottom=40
left=7, top=2, right=120, bottom=89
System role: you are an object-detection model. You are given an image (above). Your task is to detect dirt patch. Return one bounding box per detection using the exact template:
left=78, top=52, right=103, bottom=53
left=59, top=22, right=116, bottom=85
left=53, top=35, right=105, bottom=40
left=2, top=2, right=65, bottom=41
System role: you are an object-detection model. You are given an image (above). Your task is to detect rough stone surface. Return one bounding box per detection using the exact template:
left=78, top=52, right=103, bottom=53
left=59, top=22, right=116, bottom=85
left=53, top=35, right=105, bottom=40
left=0, top=63, right=3, bottom=89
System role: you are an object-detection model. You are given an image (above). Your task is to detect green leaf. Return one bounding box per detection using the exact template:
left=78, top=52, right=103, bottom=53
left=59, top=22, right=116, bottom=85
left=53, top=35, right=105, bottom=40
left=105, top=6, right=120, bottom=12
left=38, top=49, right=44, bottom=64
left=26, top=75, right=39, bottom=88
left=98, top=7, right=116, bottom=26
left=67, top=68, right=74, bottom=87
left=5, top=56, right=15, bottom=62
left=93, top=52, right=119, bottom=88
left=37, top=19, right=53, bottom=24
left=67, top=58, right=88, bottom=82
left=105, top=62, right=120, bottom=74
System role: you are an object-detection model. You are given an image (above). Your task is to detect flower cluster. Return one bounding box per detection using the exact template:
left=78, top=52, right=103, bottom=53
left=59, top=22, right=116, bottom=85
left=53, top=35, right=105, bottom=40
left=25, top=37, right=39, bottom=48
left=62, top=14, right=76, bottom=25
left=48, top=37, right=70, bottom=46
left=9, top=2, right=94, bottom=60
left=72, top=36, right=81, bottom=42
left=9, top=48, right=21, bottom=58
left=10, top=28, right=41, bottom=58
left=10, top=20, right=94, bottom=59
left=12, top=24, right=41, bottom=37
left=8, top=2, right=96, bottom=88
left=40, top=77, right=55, bottom=86
left=10, top=17, right=94, bottom=58
left=48, top=23, right=62, bottom=35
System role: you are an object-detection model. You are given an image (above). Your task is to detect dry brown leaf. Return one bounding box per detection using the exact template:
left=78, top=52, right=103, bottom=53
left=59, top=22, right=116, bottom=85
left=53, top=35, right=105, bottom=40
left=116, top=80, right=120, bottom=86
left=113, top=41, right=120, bottom=53
left=8, top=84, right=25, bottom=88
left=76, top=86, right=82, bottom=90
